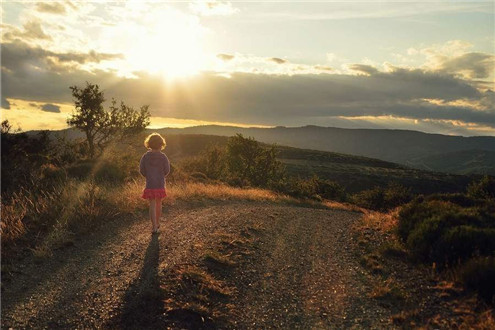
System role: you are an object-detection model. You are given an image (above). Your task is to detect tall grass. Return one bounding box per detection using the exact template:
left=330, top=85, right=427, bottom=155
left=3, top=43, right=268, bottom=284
left=1, top=179, right=295, bottom=260
left=1, top=179, right=128, bottom=259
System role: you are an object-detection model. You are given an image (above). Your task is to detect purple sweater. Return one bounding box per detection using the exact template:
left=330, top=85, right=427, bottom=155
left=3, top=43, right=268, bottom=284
left=139, top=151, right=170, bottom=189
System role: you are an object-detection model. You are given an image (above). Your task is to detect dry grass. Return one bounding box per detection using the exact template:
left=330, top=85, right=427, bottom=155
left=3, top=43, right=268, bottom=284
left=322, top=200, right=363, bottom=213
left=170, top=182, right=292, bottom=202
left=355, top=208, right=399, bottom=233
left=368, top=278, right=405, bottom=302
left=461, top=309, right=495, bottom=329
left=118, top=180, right=298, bottom=208
left=0, top=200, right=27, bottom=243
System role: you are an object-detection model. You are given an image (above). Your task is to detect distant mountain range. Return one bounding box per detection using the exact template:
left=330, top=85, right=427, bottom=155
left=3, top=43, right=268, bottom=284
left=157, top=125, right=495, bottom=176
left=30, top=125, right=495, bottom=176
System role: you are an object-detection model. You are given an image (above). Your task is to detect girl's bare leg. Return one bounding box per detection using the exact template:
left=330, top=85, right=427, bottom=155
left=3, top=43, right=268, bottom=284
left=155, top=198, right=162, bottom=229
left=149, top=199, right=157, bottom=231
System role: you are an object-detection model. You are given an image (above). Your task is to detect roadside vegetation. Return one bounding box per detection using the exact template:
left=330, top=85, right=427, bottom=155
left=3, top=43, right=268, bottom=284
left=354, top=176, right=495, bottom=327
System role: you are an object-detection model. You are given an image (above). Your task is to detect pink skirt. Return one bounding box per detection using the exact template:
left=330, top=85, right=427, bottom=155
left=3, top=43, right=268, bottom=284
left=141, top=188, right=167, bottom=200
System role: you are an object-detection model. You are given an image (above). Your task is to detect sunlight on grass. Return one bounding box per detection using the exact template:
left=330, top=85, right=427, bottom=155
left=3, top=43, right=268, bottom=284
left=119, top=180, right=294, bottom=207
left=354, top=208, right=399, bottom=233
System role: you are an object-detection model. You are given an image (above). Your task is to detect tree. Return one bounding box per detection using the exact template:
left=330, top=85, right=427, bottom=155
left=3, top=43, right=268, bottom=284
left=225, top=134, right=284, bottom=187
left=67, top=82, right=150, bottom=158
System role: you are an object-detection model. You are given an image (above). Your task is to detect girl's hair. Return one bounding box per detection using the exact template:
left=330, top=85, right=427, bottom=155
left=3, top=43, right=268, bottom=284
left=144, top=133, right=166, bottom=150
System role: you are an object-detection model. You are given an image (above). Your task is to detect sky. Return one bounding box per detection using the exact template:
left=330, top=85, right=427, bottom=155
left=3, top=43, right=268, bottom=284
left=1, top=0, right=494, bottom=136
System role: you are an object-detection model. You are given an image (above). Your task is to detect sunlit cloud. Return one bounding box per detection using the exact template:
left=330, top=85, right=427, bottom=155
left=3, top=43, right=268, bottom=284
left=3, top=21, right=52, bottom=41
left=189, top=1, right=239, bottom=16
left=35, top=2, right=66, bottom=15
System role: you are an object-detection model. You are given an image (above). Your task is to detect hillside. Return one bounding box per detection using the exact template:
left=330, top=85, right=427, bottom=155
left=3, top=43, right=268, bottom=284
left=156, top=125, right=495, bottom=175
left=27, top=129, right=476, bottom=195
left=32, top=125, right=495, bottom=176
left=123, top=133, right=474, bottom=195
left=274, top=145, right=473, bottom=194
left=406, top=149, right=495, bottom=176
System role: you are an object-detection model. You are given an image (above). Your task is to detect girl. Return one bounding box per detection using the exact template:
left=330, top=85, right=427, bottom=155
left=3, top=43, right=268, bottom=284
left=139, top=133, right=170, bottom=233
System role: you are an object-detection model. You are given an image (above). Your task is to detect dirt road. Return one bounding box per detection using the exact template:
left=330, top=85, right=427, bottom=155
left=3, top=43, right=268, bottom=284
left=2, top=201, right=392, bottom=329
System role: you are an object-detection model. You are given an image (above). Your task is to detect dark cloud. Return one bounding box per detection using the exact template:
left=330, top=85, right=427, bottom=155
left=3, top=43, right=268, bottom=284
left=40, top=103, right=61, bottom=113
left=1, top=40, right=493, bottom=129
left=439, top=52, right=495, bottom=79
left=269, top=57, right=287, bottom=64
left=1, top=97, right=11, bottom=109
left=314, top=65, right=332, bottom=71
left=3, top=21, right=51, bottom=41
left=1, top=41, right=123, bottom=76
left=349, top=64, right=378, bottom=75
left=36, top=2, right=66, bottom=14
left=216, top=53, right=235, bottom=61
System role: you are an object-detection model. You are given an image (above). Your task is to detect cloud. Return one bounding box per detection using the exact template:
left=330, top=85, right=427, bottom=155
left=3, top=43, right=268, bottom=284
left=36, top=2, right=66, bottom=14
left=3, top=21, right=52, bottom=41
left=348, top=64, right=378, bottom=75
left=2, top=40, right=493, bottom=132
left=189, top=1, right=239, bottom=16
left=408, top=40, right=495, bottom=80
left=269, top=57, right=288, bottom=64
left=40, top=103, right=61, bottom=113
left=252, top=2, right=493, bottom=21
left=314, top=65, right=333, bottom=72
left=440, top=52, right=495, bottom=79
left=1, top=41, right=123, bottom=75
left=217, top=53, right=235, bottom=61
left=2, top=97, right=11, bottom=109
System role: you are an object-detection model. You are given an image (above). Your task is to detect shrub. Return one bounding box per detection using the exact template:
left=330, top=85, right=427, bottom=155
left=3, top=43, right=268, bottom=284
left=352, top=183, right=411, bottom=211
left=313, top=177, right=347, bottom=201
left=399, top=194, right=495, bottom=265
left=93, top=161, right=127, bottom=183
left=398, top=198, right=458, bottom=242
left=435, top=226, right=495, bottom=263
left=67, top=160, right=94, bottom=179
left=66, top=157, right=131, bottom=183
left=460, top=257, right=495, bottom=304
left=225, top=134, right=284, bottom=188
left=40, top=164, right=67, bottom=184
left=468, top=176, right=495, bottom=200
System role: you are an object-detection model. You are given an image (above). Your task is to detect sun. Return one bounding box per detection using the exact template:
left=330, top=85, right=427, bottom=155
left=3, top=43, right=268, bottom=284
left=125, top=10, right=206, bottom=79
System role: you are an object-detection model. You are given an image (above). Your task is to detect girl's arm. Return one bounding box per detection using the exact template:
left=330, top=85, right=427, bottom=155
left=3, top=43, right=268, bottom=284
left=163, top=155, right=171, bottom=177
left=139, top=155, right=146, bottom=177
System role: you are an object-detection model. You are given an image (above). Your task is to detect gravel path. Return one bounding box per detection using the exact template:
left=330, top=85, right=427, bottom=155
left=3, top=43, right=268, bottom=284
left=2, top=201, right=392, bottom=329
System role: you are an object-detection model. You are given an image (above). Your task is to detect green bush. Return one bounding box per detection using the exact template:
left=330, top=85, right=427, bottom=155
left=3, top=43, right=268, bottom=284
left=313, top=177, right=347, bottom=201
left=66, top=160, right=94, bottom=179
left=352, top=183, right=412, bottom=211
left=435, top=226, right=495, bottom=263
left=468, top=175, right=495, bottom=200
left=398, top=191, right=495, bottom=265
left=460, top=257, right=495, bottom=304
left=93, top=161, right=127, bottom=183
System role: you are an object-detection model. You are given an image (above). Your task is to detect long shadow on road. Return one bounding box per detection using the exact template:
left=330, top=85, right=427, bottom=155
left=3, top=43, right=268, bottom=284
left=112, top=234, right=165, bottom=329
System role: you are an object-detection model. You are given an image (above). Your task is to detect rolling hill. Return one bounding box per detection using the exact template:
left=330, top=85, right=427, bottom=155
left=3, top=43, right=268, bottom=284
left=156, top=125, right=495, bottom=176
left=27, top=128, right=478, bottom=195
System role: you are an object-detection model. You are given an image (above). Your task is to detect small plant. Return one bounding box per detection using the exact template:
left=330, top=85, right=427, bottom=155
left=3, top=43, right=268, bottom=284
left=460, top=257, right=495, bottom=304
